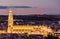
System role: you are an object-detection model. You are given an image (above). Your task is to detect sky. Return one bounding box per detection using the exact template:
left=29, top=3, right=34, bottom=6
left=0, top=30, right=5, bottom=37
left=0, top=0, right=60, bottom=15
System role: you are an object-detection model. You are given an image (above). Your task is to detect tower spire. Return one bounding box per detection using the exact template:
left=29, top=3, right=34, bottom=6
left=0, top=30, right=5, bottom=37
left=7, top=7, right=13, bottom=33
left=9, top=8, right=12, bottom=13
left=8, top=8, right=13, bottom=26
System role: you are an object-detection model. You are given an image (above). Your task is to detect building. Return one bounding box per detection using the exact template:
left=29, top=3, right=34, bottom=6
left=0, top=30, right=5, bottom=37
left=0, top=9, right=53, bottom=36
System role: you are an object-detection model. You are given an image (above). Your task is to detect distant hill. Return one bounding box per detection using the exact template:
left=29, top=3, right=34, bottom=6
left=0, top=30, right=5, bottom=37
left=0, top=15, right=60, bottom=21
left=0, top=6, right=32, bottom=9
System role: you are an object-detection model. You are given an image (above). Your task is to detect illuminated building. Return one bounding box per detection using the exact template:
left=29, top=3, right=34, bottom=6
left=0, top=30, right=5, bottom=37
left=0, top=9, right=53, bottom=36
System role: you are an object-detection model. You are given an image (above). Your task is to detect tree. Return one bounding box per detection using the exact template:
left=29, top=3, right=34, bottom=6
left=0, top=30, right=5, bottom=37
left=44, top=34, right=59, bottom=39
left=22, top=33, right=36, bottom=39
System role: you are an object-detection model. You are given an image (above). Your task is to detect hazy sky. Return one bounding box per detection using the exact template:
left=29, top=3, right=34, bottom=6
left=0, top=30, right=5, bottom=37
left=0, top=0, right=60, bottom=15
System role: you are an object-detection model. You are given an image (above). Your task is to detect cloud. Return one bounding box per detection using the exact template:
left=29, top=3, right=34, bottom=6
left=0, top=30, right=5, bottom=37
left=0, top=6, right=7, bottom=9
left=0, top=6, right=32, bottom=9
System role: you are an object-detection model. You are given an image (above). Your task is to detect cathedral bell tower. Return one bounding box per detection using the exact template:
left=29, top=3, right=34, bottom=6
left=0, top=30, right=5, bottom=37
left=7, top=9, right=13, bottom=33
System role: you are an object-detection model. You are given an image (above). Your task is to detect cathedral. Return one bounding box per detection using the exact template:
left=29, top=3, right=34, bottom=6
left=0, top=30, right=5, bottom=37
left=0, top=9, right=53, bottom=36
